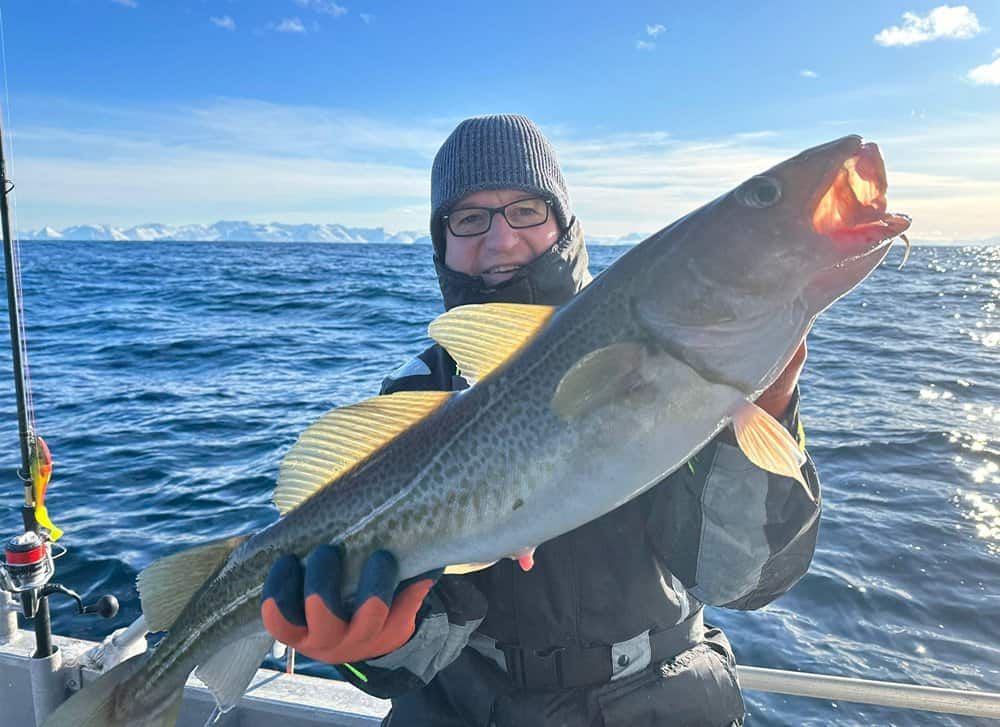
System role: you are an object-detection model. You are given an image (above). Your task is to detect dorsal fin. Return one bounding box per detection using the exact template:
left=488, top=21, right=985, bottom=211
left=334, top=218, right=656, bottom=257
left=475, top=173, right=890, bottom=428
left=274, top=391, right=452, bottom=515
left=428, top=303, right=557, bottom=382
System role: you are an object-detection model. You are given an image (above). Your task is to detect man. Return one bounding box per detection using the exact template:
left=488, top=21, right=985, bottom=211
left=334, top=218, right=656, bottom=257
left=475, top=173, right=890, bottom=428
left=262, top=114, right=820, bottom=726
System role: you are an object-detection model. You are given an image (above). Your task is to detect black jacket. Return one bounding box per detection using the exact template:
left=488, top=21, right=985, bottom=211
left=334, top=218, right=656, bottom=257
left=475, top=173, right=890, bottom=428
left=335, top=343, right=821, bottom=727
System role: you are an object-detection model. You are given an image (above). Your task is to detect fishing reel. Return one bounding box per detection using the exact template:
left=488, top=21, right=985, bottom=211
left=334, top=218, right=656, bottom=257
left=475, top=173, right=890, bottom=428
left=1, top=530, right=54, bottom=618
left=1, top=529, right=119, bottom=620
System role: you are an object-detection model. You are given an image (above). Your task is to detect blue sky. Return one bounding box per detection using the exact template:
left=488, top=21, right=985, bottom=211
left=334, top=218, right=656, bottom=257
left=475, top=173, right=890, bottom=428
left=1, top=1, right=998, bottom=240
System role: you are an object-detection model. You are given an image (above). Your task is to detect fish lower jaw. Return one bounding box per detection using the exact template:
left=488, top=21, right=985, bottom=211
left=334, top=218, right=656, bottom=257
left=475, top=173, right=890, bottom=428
left=822, top=214, right=911, bottom=269
left=805, top=232, right=897, bottom=312
left=822, top=239, right=890, bottom=273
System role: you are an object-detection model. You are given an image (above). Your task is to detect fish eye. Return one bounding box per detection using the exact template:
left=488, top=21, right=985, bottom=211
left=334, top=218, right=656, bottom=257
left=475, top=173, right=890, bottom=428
left=738, top=175, right=782, bottom=208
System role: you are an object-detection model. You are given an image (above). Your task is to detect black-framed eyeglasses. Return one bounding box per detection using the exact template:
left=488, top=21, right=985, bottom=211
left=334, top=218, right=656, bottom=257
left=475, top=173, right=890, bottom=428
left=443, top=197, right=553, bottom=237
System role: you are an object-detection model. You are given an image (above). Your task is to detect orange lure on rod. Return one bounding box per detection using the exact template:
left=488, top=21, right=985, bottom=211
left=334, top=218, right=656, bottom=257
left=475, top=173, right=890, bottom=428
left=30, top=436, right=62, bottom=542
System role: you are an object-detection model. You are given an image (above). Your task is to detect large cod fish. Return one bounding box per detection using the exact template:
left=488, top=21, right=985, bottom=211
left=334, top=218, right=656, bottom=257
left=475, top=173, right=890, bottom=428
left=45, top=135, right=910, bottom=726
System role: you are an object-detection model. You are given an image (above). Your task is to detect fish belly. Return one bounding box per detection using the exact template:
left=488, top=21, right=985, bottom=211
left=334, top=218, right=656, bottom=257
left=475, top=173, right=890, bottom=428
left=368, top=354, right=745, bottom=583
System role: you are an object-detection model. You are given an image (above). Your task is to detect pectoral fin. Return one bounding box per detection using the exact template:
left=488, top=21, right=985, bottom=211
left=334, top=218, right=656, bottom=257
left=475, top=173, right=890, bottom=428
left=551, top=343, right=647, bottom=421
left=732, top=401, right=815, bottom=503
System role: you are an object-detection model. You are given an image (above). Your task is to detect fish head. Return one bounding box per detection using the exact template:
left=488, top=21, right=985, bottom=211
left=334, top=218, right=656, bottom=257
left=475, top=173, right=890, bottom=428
left=630, top=135, right=911, bottom=394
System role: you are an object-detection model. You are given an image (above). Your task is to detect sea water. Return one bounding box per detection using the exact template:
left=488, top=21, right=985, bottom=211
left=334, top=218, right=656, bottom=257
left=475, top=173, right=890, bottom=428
left=0, top=241, right=996, bottom=726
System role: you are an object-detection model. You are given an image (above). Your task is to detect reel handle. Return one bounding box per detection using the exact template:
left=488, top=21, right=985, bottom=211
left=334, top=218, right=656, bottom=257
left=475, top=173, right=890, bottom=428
left=82, top=594, right=120, bottom=619
left=40, top=584, right=120, bottom=619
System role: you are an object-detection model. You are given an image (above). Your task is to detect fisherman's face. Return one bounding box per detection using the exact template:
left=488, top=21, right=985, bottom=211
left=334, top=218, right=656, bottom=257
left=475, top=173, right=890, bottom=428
left=444, top=188, right=560, bottom=287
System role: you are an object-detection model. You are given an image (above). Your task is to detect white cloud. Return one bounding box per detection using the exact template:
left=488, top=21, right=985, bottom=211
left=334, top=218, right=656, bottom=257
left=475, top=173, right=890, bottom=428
left=800, top=69, right=818, bottom=78
left=9, top=99, right=1000, bottom=241
left=17, top=154, right=428, bottom=229
left=111, top=0, right=138, bottom=7
left=276, top=18, right=306, bottom=33
left=9, top=99, right=449, bottom=231
left=635, top=24, right=664, bottom=51
left=210, top=16, right=236, bottom=31
left=360, top=13, right=375, bottom=24
left=545, top=120, right=1000, bottom=240
left=561, top=141, right=804, bottom=236
left=874, top=5, right=982, bottom=47
left=967, top=56, right=1000, bottom=85
left=295, top=0, right=348, bottom=17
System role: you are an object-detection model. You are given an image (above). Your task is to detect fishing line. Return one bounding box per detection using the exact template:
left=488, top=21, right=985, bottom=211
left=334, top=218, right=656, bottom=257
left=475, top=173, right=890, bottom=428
left=0, top=7, right=36, bottom=442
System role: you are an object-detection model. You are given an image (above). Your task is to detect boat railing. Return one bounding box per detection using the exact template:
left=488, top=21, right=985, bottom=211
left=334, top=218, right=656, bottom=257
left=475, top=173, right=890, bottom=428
left=737, top=665, right=1000, bottom=720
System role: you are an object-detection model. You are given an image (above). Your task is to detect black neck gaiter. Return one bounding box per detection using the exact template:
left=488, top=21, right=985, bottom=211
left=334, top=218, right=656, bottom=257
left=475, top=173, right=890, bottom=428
left=433, top=218, right=592, bottom=310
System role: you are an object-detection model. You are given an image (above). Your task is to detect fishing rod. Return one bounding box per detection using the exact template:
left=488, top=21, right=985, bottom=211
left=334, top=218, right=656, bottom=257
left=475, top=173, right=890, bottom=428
left=0, top=93, right=59, bottom=659
left=0, top=96, right=117, bottom=669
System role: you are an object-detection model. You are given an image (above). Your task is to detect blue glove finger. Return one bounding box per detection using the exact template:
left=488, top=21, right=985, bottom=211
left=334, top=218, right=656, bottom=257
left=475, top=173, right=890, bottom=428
left=261, top=554, right=308, bottom=646
left=303, top=544, right=348, bottom=621
left=355, top=549, right=400, bottom=613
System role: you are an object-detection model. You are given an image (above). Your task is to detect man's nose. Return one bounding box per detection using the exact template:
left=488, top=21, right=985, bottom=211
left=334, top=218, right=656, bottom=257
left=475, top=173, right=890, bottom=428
left=483, top=213, right=520, bottom=251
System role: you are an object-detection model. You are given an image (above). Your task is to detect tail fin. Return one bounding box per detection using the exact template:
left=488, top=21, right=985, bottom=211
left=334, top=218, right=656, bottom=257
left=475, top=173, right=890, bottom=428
left=41, top=652, right=183, bottom=727
left=45, top=536, right=251, bottom=727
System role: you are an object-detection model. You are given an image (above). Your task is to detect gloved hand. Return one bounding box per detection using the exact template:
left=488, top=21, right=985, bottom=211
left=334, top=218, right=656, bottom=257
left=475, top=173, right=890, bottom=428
left=261, top=545, right=441, bottom=664
left=754, top=340, right=807, bottom=418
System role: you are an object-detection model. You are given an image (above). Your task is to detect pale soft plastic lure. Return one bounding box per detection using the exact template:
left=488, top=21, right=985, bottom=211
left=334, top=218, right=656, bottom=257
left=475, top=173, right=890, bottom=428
left=897, top=233, right=911, bottom=269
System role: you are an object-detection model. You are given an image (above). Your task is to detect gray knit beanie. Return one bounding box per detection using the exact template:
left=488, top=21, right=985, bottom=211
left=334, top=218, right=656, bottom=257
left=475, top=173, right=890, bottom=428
left=430, top=114, right=573, bottom=260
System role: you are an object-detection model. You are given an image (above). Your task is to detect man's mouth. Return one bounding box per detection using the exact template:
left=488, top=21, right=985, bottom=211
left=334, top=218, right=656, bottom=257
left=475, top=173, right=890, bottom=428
left=812, top=141, right=911, bottom=263
left=481, top=264, right=524, bottom=276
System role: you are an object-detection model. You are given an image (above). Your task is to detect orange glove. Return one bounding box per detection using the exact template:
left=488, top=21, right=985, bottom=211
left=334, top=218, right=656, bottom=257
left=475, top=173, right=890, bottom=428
left=261, top=545, right=440, bottom=664
left=755, top=340, right=807, bottom=419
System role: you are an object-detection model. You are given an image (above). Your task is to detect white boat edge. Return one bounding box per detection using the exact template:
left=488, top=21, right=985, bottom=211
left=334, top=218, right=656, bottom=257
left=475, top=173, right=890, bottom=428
left=0, top=629, right=390, bottom=726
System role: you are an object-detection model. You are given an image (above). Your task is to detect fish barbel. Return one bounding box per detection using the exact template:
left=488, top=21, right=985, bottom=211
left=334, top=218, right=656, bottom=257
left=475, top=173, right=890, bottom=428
left=44, top=135, right=910, bottom=726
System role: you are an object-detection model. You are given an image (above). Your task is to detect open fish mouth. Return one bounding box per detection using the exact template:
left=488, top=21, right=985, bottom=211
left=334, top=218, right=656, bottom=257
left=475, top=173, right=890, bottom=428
left=812, top=140, right=912, bottom=266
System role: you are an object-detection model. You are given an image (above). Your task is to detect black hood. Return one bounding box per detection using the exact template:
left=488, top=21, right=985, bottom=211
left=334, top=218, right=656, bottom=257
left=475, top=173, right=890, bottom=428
left=433, top=218, right=592, bottom=310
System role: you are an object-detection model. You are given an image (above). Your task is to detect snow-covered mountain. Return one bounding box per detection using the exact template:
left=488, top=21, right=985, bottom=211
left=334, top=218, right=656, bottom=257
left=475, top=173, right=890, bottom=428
left=22, top=220, right=658, bottom=245
left=46, top=224, right=131, bottom=241
left=21, top=222, right=974, bottom=246
left=23, top=221, right=434, bottom=244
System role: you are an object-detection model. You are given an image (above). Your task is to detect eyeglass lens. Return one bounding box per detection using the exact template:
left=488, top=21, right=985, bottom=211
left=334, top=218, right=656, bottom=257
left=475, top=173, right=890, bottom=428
left=447, top=197, right=550, bottom=237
